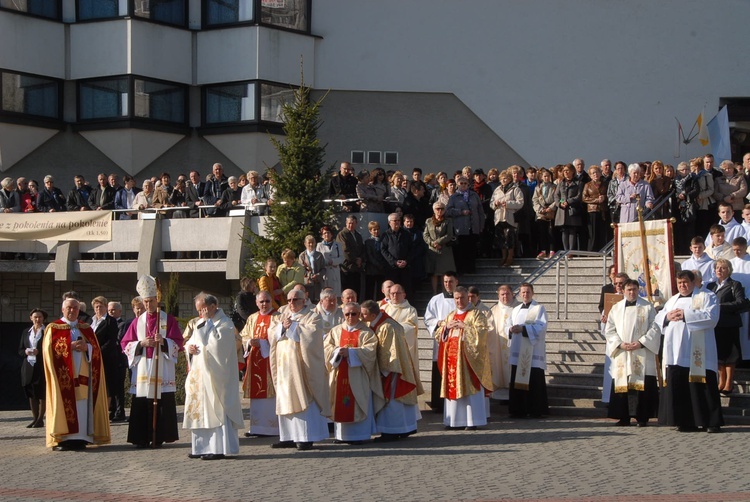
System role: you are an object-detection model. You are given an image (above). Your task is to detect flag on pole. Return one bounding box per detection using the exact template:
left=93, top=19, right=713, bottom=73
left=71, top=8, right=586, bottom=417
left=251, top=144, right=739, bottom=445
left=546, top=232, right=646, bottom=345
left=707, top=105, right=731, bottom=163
left=675, top=118, right=683, bottom=158
left=697, top=106, right=710, bottom=147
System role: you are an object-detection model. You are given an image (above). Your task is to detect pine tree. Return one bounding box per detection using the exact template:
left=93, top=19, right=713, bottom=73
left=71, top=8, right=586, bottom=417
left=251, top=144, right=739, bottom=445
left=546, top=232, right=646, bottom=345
left=245, top=80, right=333, bottom=275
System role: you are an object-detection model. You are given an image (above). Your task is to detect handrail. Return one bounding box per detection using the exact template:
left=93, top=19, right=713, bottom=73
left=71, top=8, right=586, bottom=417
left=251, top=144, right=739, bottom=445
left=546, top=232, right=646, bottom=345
left=513, top=249, right=609, bottom=320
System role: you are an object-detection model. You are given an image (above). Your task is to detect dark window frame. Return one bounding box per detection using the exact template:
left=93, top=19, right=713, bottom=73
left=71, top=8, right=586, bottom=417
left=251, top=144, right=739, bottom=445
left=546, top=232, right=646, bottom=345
left=0, top=68, right=63, bottom=128
left=201, top=78, right=294, bottom=132
left=76, top=74, right=189, bottom=133
left=130, top=0, right=188, bottom=28
left=0, top=0, right=62, bottom=21
left=75, top=0, right=121, bottom=22
left=202, top=0, right=311, bottom=33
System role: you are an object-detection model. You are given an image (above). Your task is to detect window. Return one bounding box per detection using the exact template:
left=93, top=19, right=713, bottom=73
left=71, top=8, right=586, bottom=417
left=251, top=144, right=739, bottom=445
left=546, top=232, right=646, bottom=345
left=260, top=83, right=292, bottom=122
left=205, top=0, right=253, bottom=26
left=260, top=0, right=308, bottom=31
left=77, top=0, right=118, bottom=20
left=79, top=78, right=129, bottom=120
left=79, top=76, right=186, bottom=124
left=134, top=79, right=186, bottom=123
left=133, top=0, right=186, bottom=26
left=205, top=83, right=256, bottom=124
left=384, top=151, right=398, bottom=165
left=351, top=151, right=365, bottom=164
left=1, top=71, right=61, bottom=119
left=0, top=0, right=60, bottom=19
left=367, top=151, right=381, bottom=164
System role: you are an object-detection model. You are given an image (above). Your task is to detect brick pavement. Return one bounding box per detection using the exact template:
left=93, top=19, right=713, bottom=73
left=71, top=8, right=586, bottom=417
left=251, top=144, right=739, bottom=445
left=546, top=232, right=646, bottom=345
left=1, top=404, right=749, bottom=502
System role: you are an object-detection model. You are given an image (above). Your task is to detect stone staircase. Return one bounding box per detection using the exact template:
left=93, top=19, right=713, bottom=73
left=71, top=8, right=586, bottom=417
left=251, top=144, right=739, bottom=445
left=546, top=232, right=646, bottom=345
left=413, top=256, right=750, bottom=423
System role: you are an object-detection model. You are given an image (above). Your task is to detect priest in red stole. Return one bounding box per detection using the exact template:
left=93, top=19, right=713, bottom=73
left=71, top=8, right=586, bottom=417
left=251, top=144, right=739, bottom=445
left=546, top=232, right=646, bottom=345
left=240, top=291, right=279, bottom=437
left=43, top=298, right=111, bottom=450
left=324, top=302, right=384, bottom=444
left=361, top=300, right=423, bottom=442
left=436, top=286, right=492, bottom=430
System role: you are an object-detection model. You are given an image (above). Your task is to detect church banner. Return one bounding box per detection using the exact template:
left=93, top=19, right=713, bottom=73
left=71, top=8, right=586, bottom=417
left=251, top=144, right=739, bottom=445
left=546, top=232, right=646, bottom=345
left=614, top=218, right=676, bottom=306
left=0, top=211, right=112, bottom=241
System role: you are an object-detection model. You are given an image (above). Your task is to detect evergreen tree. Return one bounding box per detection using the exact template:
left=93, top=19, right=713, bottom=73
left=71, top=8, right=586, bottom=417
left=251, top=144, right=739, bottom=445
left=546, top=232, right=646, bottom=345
left=245, top=81, right=333, bottom=275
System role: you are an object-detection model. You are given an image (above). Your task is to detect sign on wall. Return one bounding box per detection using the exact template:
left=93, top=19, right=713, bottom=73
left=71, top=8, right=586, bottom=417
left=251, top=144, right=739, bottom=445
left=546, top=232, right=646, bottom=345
left=0, top=211, right=112, bottom=242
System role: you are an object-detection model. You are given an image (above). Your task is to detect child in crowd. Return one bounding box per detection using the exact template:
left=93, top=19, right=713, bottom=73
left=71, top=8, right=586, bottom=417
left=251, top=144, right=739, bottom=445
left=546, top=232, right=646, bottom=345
left=706, top=224, right=733, bottom=260
left=741, top=204, right=750, bottom=242
left=681, top=235, right=717, bottom=284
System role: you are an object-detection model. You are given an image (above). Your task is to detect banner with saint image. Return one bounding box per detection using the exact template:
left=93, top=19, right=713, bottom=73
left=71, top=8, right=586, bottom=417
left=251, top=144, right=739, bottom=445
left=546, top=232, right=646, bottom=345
left=614, top=218, right=676, bottom=306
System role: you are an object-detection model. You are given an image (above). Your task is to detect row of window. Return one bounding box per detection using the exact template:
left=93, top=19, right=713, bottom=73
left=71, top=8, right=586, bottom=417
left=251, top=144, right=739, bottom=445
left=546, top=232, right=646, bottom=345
left=0, top=70, right=294, bottom=127
left=0, top=0, right=309, bottom=31
left=351, top=151, right=399, bottom=166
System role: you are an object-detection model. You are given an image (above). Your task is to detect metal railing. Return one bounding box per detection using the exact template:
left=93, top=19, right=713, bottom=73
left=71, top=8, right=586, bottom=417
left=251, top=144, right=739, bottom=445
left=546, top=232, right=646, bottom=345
left=516, top=191, right=674, bottom=319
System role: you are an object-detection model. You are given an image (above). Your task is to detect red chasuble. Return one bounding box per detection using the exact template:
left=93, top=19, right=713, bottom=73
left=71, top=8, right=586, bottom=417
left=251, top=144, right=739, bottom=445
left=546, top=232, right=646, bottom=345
left=333, top=329, right=359, bottom=423
left=243, top=313, right=273, bottom=399
left=443, top=311, right=480, bottom=400
left=49, top=323, right=104, bottom=433
left=371, top=312, right=416, bottom=400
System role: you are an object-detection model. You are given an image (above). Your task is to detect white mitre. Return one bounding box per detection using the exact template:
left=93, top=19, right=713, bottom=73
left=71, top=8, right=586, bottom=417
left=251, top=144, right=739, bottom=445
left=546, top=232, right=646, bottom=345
left=136, top=275, right=158, bottom=298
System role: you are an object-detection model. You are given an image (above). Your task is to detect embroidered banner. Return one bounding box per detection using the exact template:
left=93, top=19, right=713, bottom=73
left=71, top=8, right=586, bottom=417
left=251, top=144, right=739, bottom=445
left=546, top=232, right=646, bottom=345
left=0, top=211, right=112, bottom=241
left=614, top=218, right=676, bottom=305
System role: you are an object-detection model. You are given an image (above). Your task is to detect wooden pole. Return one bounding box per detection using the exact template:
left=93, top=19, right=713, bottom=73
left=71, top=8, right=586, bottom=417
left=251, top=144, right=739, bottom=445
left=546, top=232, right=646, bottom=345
left=636, top=195, right=654, bottom=302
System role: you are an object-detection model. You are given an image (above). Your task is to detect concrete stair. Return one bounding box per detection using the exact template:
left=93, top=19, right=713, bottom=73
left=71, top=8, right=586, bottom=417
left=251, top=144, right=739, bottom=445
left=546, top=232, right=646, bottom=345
left=414, top=256, right=750, bottom=423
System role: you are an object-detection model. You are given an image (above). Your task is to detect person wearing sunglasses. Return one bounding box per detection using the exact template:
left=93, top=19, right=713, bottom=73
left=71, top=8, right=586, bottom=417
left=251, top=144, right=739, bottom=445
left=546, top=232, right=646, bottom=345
left=324, top=302, right=383, bottom=445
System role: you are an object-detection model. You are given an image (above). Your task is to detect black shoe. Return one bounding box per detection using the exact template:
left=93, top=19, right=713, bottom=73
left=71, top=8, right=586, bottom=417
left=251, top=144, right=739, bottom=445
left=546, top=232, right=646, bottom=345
left=706, top=426, right=722, bottom=434
left=111, top=415, right=127, bottom=423
left=244, top=432, right=254, bottom=438
left=295, top=442, right=313, bottom=451
left=201, top=454, right=225, bottom=460
left=187, top=453, right=202, bottom=459
left=26, top=420, right=37, bottom=429
left=134, top=442, right=150, bottom=448
left=271, top=441, right=295, bottom=449
left=615, top=418, right=631, bottom=426
left=32, top=420, right=44, bottom=428
left=636, top=422, right=648, bottom=428
left=53, top=440, right=86, bottom=451
left=464, top=426, right=478, bottom=431
left=398, top=429, right=417, bottom=438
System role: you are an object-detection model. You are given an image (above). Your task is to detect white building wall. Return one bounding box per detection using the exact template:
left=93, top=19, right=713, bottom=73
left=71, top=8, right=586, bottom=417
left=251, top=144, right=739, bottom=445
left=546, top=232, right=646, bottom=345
left=69, top=20, right=131, bottom=79
left=311, top=0, right=750, bottom=166
left=0, top=13, right=65, bottom=78
left=130, top=22, right=193, bottom=83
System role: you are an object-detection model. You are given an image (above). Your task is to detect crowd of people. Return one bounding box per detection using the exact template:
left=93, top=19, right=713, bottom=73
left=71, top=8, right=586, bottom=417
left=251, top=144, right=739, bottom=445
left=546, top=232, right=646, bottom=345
left=5, top=153, right=750, bottom=262
left=21, top=249, right=733, bottom=457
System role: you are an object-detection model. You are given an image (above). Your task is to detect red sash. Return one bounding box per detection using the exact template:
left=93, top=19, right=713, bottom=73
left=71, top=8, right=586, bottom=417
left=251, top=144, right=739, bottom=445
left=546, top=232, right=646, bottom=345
left=49, top=322, right=103, bottom=433
left=243, top=313, right=272, bottom=399
left=372, top=313, right=416, bottom=400
left=333, top=329, right=359, bottom=423
left=442, top=311, right=480, bottom=399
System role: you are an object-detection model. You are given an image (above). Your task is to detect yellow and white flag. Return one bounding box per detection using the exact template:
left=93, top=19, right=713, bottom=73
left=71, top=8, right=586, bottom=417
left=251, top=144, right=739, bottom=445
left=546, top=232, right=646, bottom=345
left=697, top=107, right=710, bottom=147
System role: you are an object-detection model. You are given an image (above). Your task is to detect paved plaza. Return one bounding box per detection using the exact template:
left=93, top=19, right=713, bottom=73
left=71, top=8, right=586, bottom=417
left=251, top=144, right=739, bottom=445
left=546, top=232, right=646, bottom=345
left=1, top=403, right=749, bottom=502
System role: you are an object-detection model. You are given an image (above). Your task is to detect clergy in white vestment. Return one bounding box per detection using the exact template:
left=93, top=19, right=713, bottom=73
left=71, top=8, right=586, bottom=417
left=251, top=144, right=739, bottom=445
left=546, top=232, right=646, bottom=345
left=423, top=272, right=458, bottom=411
left=361, top=300, right=423, bottom=442
left=324, top=302, right=384, bottom=443
left=605, top=280, right=661, bottom=426
left=507, top=283, right=549, bottom=418
left=730, top=236, right=750, bottom=359
left=183, top=293, right=244, bottom=460
left=486, top=285, right=518, bottom=400
left=436, top=286, right=492, bottom=429
left=383, top=283, right=421, bottom=377
left=705, top=203, right=743, bottom=251
left=681, top=237, right=716, bottom=284
left=239, top=291, right=280, bottom=437
left=655, top=270, right=724, bottom=432
left=314, top=288, right=343, bottom=337
left=269, top=289, right=330, bottom=451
